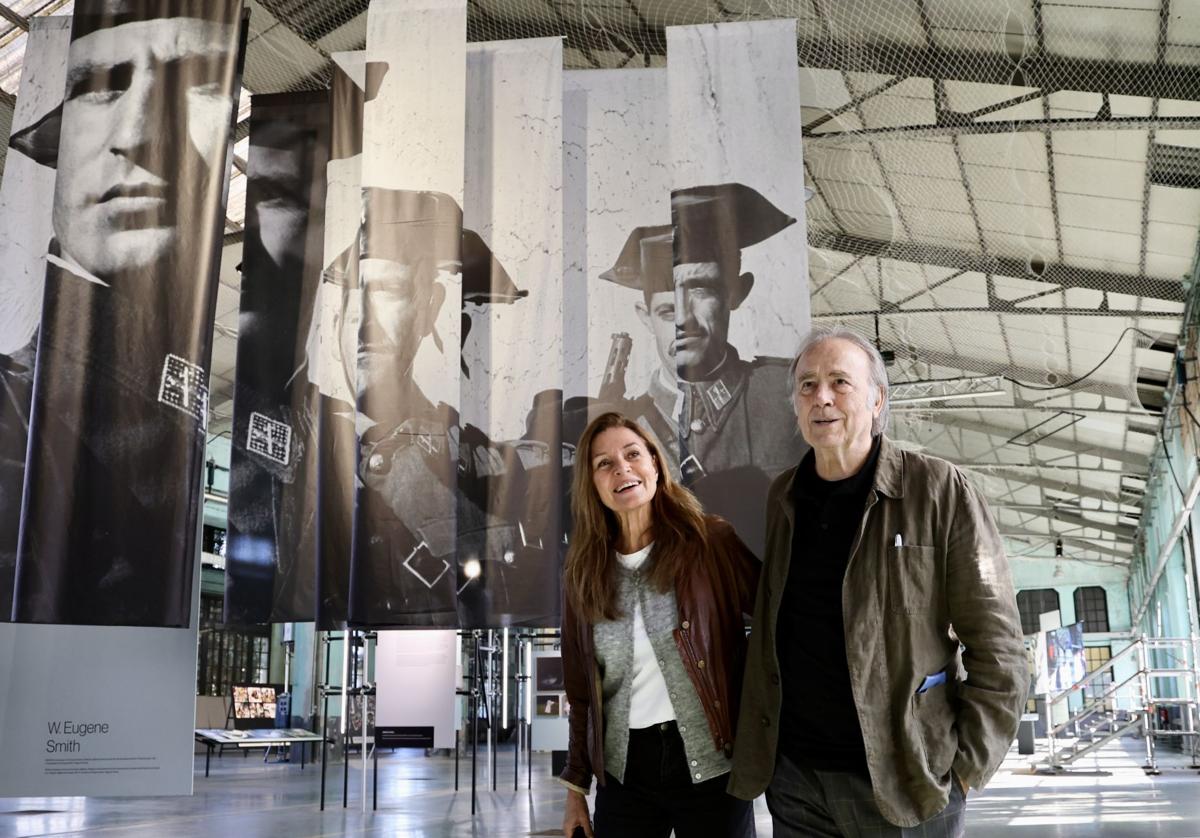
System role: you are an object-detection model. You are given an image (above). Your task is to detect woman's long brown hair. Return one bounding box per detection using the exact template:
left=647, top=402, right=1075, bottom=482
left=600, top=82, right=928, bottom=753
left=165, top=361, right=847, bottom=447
left=564, top=412, right=711, bottom=623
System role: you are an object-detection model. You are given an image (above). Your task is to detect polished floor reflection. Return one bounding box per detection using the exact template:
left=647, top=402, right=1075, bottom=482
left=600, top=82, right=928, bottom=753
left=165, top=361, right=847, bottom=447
left=2, top=738, right=1199, bottom=836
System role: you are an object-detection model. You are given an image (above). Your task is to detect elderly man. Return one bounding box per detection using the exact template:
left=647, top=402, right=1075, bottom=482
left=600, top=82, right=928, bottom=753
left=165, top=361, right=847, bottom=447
left=729, top=325, right=1026, bottom=836
left=12, top=1, right=241, bottom=626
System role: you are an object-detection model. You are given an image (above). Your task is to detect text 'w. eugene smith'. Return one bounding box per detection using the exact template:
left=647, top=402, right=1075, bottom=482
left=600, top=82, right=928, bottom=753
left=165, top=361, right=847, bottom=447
left=45, top=720, right=110, bottom=753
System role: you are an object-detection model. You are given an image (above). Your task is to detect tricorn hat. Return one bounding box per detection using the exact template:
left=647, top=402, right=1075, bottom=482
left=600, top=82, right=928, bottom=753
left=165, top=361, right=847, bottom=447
left=359, top=187, right=525, bottom=305
left=462, top=229, right=526, bottom=305
left=9, top=103, right=60, bottom=168
left=360, top=187, right=463, bottom=272
left=70, top=0, right=236, bottom=41
left=11, top=1, right=236, bottom=167
left=599, top=182, right=794, bottom=301
left=672, top=182, right=795, bottom=267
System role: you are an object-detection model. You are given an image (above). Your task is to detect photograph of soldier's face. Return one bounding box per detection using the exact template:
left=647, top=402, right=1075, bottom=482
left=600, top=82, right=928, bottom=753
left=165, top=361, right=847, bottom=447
left=251, top=134, right=309, bottom=269
left=672, top=262, right=731, bottom=379
left=636, top=288, right=676, bottom=377
left=332, top=278, right=362, bottom=404
left=358, top=256, right=444, bottom=397
left=52, top=15, right=234, bottom=281
left=636, top=260, right=750, bottom=382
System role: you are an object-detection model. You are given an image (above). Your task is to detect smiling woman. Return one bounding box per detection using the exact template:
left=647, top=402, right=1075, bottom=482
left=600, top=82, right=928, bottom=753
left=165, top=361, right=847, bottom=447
left=589, top=425, right=661, bottom=523
left=558, top=412, right=760, bottom=838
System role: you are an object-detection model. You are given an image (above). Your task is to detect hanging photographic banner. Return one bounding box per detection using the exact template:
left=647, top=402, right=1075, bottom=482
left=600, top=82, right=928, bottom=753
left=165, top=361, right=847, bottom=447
left=0, top=17, right=71, bottom=621
left=12, top=0, right=245, bottom=626
left=457, top=38, right=563, bottom=628
left=559, top=68, right=671, bottom=481
left=665, top=20, right=811, bottom=556
left=312, top=52, right=365, bottom=630
left=347, top=0, right=467, bottom=628
left=223, top=90, right=330, bottom=625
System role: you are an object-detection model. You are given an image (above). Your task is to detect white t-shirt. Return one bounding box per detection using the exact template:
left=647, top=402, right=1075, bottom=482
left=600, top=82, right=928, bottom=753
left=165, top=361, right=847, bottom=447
left=616, top=543, right=677, bottom=728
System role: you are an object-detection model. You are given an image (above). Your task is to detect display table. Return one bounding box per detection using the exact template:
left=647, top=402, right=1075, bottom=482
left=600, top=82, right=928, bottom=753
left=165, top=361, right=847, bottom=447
left=194, top=728, right=327, bottom=777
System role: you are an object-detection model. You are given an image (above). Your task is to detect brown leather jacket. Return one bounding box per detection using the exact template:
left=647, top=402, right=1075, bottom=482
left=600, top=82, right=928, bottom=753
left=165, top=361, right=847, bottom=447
left=559, top=516, right=760, bottom=792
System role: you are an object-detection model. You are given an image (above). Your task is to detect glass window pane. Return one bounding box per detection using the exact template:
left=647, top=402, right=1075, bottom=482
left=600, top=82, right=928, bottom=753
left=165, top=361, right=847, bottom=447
left=1017, top=588, right=1061, bottom=635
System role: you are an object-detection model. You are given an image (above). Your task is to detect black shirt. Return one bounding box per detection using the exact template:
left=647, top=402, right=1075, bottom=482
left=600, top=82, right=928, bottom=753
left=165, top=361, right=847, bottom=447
left=776, top=436, right=881, bottom=772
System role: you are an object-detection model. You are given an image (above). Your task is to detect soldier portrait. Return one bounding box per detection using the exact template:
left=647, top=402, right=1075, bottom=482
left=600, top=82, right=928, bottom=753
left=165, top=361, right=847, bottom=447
left=223, top=93, right=330, bottom=627
left=12, top=0, right=242, bottom=626
left=596, top=182, right=810, bottom=556
left=346, top=186, right=562, bottom=628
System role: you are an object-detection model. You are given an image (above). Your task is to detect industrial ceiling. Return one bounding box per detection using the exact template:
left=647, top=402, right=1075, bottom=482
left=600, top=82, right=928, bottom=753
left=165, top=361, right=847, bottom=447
left=2, top=0, right=1196, bottom=574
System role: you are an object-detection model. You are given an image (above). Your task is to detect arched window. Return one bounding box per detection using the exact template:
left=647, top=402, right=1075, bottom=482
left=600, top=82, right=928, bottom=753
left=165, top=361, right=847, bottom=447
left=1073, top=586, right=1110, bottom=633
left=1016, top=588, right=1061, bottom=636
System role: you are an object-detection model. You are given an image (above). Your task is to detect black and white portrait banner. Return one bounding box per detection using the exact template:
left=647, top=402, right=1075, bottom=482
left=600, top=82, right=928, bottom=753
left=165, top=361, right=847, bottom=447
left=0, top=17, right=71, bottom=621
left=560, top=68, right=673, bottom=490
left=458, top=37, right=563, bottom=628
left=314, top=50, right=365, bottom=629
left=13, top=0, right=245, bottom=627
left=224, top=90, right=330, bottom=625
left=666, top=20, right=811, bottom=556
left=348, top=0, right=467, bottom=628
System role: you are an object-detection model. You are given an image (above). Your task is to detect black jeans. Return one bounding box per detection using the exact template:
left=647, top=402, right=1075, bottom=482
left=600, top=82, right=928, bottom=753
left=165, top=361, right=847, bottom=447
left=593, top=721, right=755, bottom=838
left=766, top=753, right=966, bottom=837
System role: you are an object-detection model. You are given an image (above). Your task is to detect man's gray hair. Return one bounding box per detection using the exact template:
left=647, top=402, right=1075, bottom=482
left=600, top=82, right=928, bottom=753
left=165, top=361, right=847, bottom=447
left=788, top=324, right=890, bottom=436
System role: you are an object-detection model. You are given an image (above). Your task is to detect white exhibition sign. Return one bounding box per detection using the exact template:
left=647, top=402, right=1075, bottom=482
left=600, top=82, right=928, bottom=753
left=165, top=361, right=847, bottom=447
left=375, top=630, right=459, bottom=749
left=0, top=558, right=200, bottom=796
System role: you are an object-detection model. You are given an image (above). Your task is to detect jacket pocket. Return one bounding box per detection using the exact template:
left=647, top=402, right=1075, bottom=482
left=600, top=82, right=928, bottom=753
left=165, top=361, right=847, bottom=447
left=888, top=545, right=936, bottom=613
left=911, top=682, right=957, bottom=778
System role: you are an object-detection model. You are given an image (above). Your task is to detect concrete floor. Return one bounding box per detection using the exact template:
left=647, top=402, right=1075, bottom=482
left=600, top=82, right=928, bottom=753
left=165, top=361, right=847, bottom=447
left=2, top=738, right=1200, bottom=837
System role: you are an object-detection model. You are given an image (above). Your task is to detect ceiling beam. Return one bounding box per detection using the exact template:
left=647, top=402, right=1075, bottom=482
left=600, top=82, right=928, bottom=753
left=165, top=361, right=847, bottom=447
left=806, top=114, right=1200, bottom=143
left=472, top=15, right=1200, bottom=102
left=996, top=517, right=1133, bottom=547
left=810, top=232, right=1186, bottom=303
left=1044, top=508, right=1138, bottom=540
left=893, top=405, right=1154, bottom=417
left=805, top=75, right=906, bottom=132
left=921, top=413, right=1149, bottom=469
left=991, top=502, right=1138, bottom=514
left=794, top=37, right=1200, bottom=103
left=815, top=303, right=1179, bottom=319
left=956, top=463, right=1124, bottom=505
left=0, top=3, right=28, bottom=31
left=1000, top=526, right=1132, bottom=561
left=954, top=462, right=1137, bottom=476
left=884, top=353, right=1131, bottom=403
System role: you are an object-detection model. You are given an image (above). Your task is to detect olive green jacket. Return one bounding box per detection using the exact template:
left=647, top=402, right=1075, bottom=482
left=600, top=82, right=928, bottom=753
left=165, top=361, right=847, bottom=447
left=728, top=436, right=1027, bottom=827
